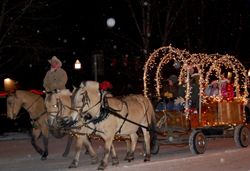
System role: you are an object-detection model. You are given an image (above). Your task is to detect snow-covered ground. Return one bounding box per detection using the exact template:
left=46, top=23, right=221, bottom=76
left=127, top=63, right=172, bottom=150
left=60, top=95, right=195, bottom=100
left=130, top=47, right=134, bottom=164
left=0, top=132, right=250, bottom=171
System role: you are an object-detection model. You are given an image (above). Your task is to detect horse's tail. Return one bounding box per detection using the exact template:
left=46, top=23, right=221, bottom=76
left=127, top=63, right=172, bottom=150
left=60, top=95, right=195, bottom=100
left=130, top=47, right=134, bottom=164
left=145, top=96, right=159, bottom=155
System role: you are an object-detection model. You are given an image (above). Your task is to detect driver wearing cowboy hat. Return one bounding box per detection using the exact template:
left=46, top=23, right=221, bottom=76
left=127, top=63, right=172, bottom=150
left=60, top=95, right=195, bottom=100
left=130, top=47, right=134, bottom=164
left=43, top=56, right=68, bottom=92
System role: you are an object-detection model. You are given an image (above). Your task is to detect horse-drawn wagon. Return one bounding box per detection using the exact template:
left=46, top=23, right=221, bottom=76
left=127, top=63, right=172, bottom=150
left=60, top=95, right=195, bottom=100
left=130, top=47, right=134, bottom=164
left=143, top=45, right=250, bottom=154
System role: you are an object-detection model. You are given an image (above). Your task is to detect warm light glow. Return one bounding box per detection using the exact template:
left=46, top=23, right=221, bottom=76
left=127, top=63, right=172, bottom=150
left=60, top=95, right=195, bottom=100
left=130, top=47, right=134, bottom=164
left=4, top=78, right=15, bottom=91
left=143, top=45, right=249, bottom=124
left=74, top=59, right=81, bottom=69
left=144, top=45, right=249, bottom=100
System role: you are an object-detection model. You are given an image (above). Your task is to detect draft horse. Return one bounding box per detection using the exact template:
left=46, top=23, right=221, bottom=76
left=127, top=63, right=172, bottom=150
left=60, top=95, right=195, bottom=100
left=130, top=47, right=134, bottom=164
left=6, top=90, right=73, bottom=160
left=44, top=89, right=99, bottom=166
left=69, top=81, right=157, bottom=170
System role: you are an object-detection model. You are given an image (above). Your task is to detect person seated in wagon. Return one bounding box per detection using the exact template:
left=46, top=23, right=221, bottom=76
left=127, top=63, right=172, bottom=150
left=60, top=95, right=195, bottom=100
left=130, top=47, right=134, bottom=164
left=158, top=74, right=179, bottom=111
left=205, top=80, right=219, bottom=96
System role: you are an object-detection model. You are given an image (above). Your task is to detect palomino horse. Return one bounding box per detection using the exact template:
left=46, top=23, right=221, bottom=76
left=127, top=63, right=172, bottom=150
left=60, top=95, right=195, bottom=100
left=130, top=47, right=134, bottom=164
left=68, top=81, right=156, bottom=170
left=6, top=90, right=73, bottom=160
left=44, top=89, right=99, bottom=166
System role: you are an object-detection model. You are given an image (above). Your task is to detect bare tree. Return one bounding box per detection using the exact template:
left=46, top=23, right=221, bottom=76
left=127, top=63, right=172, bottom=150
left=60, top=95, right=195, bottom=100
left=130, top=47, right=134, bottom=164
left=125, top=0, right=186, bottom=57
left=0, top=0, right=64, bottom=78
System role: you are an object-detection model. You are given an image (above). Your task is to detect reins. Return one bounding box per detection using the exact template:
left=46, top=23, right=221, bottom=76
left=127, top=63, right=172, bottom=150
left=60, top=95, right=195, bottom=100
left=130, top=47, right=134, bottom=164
left=107, top=105, right=153, bottom=132
left=10, top=91, right=46, bottom=121
left=77, top=88, right=158, bottom=133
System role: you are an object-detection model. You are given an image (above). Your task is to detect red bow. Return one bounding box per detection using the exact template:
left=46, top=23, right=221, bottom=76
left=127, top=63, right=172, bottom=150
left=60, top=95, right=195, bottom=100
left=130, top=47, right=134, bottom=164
left=99, top=81, right=113, bottom=91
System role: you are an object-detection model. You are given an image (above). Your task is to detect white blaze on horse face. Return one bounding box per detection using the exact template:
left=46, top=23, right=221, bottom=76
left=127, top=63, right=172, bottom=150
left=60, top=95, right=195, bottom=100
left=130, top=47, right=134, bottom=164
left=71, top=110, right=78, bottom=121
left=45, top=94, right=59, bottom=126
left=6, top=95, right=21, bottom=120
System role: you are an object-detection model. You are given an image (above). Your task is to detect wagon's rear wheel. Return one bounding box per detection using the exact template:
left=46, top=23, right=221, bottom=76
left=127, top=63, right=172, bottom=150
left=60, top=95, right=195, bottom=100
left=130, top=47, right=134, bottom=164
left=234, top=124, right=249, bottom=148
left=189, top=130, right=207, bottom=154
left=150, top=124, right=159, bottom=155
left=150, top=138, right=159, bottom=155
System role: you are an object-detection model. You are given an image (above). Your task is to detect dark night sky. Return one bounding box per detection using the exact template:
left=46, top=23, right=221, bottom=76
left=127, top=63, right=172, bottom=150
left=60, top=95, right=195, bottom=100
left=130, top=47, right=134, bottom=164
left=1, top=0, right=250, bottom=93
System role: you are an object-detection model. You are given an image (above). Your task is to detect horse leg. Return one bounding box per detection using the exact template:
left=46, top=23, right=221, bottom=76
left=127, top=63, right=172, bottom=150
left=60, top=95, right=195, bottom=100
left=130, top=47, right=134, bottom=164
left=84, top=136, right=98, bottom=164
left=142, top=128, right=151, bottom=162
left=69, top=135, right=84, bottom=168
left=62, top=134, right=74, bottom=157
left=84, top=136, right=91, bottom=155
left=40, top=124, right=49, bottom=160
left=110, top=143, right=119, bottom=166
left=31, top=128, right=44, bottom=158
left=124, top=139, right=131, bottom=161
left=125, top=133, right=138, bottom=162
left=69, top=135, right=97, bottom=168
left=41, top=136, right=49, bottom=160
left=98, top=137, right=114, bottom=170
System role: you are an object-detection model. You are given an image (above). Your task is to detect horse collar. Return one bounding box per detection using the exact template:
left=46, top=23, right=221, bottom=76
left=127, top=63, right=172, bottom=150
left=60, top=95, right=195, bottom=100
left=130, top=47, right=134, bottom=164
left=87, top=106, right=110, bottom=124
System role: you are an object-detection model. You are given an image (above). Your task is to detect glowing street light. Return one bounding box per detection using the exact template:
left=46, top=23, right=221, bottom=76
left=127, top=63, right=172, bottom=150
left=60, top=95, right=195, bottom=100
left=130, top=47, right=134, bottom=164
left=4, top=78, right=15, bottom=91
left=74, top=59, right=81, bottom=70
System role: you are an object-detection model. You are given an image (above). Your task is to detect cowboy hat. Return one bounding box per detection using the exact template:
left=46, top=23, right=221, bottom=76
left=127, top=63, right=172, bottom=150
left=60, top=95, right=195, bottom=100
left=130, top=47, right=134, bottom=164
left=48, top=56, right=62, bottom=67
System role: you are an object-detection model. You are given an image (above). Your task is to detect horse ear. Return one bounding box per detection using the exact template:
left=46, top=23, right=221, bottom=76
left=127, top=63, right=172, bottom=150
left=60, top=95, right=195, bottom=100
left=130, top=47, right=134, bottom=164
left=80, top=82, right=85, bottom=88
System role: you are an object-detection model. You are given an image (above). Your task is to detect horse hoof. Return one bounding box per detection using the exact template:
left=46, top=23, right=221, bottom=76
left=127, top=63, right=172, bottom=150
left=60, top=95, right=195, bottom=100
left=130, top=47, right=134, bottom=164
left=112, top=157, right=119, bottom=166
left=62, top=153, right=68, bottom=157
left=91, top=156, right=98, bottom=164
left=124, top=155, right=129, bottom=161
left=69, top=160, right=78, bottom=168
left=124, top=152, right=134, bottom=162
left=97, top=161, right=107, bottom=170
left=69, top=164, right=77, bottom=168
left=41, top=156, right=47, bottom=160
left=85, top=149, right=89, bottom=155
left=144, top=154, right=151, bottom=162
left=41, top=152, right=48, bottom=160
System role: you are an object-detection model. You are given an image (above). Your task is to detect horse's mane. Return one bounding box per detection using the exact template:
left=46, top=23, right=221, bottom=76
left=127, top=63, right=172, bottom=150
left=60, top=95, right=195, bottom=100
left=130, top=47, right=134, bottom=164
left=81, top=81, right=99, bottom=90
left=16, top=89, right=39, bottom=96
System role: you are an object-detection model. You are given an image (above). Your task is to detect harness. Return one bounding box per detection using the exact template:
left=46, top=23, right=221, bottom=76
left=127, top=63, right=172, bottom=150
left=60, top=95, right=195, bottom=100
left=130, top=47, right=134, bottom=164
left=45, top=92, right=76, bottom=122
left=78, top=90, right=153, bottom=134
left=10, top=92, right=47, bottom=126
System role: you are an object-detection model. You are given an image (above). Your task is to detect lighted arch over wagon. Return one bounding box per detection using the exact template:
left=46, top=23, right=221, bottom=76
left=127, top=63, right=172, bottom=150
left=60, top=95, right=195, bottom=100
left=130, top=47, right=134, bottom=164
left=143, top=45, right=189, bottom=99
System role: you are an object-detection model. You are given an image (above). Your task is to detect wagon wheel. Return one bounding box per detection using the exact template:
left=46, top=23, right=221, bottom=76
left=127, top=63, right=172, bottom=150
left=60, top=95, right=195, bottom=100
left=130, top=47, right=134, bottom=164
left=234, top=124, right=249, bottom=148
left=189, top=130, right=207, bottom=154
left=150, top=138, right=159, bottom=155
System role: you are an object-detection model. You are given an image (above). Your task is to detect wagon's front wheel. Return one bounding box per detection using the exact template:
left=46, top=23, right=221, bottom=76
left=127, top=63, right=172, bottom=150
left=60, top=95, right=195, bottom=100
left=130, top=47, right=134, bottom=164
left=150, top=138, right=159, bottom=155
left=234, top=124, right=249, bottom=148
left=189, top=130, right=207, bottom=154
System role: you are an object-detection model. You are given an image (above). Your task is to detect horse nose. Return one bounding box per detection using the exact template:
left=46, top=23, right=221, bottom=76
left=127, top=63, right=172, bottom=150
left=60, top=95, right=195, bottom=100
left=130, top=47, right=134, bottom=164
left=58, top=116, right=75, bottom=127
left=7, top=113, right=15, bottom=120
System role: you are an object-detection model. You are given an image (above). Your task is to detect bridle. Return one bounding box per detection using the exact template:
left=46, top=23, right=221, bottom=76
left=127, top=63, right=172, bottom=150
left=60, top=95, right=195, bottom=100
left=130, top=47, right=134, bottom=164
left=73, top=87, right=103, bottom=117
left=8, top=91, right=45, bottom=120
left=45, top=91, right=76, bottom=126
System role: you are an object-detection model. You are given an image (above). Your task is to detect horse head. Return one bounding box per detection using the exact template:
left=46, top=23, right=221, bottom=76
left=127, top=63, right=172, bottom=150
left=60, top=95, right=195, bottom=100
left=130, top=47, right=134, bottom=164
left=6, top=91, right=22, bottom=120
left=70, top=81, right=102, bottom=122
left=44, top=89, right=72, bottom=128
